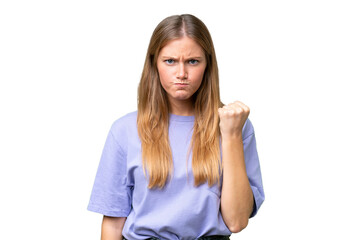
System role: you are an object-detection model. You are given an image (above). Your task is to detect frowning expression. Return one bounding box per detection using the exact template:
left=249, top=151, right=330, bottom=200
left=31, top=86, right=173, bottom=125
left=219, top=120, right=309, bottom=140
left=157, top=36, right=207, bottom=105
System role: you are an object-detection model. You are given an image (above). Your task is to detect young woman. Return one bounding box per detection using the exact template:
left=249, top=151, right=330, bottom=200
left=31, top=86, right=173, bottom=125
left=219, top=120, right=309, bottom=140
left=88, top=14, right=265, bottom=240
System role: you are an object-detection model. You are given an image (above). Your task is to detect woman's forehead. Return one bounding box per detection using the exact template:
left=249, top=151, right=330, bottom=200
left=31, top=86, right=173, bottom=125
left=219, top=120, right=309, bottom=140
left=158, top=37, right=205, bottom=57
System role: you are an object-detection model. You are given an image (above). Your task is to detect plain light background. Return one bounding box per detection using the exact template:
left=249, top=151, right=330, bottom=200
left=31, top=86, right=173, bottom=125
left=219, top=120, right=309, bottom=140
left=0, top=0, right=359, bottom=239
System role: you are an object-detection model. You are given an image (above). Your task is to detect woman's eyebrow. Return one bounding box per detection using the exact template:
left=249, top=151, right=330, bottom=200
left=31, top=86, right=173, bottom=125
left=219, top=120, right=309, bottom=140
left=159, top=56, right=176, bottom=59
left=187, top=56, right=203, bottom=59
left=160, top=56, right=204, bottom=59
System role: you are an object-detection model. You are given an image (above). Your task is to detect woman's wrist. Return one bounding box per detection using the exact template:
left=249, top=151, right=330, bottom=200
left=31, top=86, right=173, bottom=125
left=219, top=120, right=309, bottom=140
left=221, top=134, right=243, bottom=144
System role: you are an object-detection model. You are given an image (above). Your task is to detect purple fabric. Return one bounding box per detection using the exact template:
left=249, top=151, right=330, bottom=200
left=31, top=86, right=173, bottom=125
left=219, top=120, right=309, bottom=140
left=88, top=111, right=264, bottom=240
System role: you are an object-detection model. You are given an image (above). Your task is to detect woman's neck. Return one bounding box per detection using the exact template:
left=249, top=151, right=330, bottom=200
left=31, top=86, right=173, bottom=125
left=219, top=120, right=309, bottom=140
left=168, top=99, right=195, bottom=116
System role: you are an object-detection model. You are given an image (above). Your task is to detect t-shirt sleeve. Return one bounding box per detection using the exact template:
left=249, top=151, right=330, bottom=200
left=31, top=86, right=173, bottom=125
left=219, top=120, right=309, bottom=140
left=87, top=123, right=132, bottom=217
left=242, top=119, right=265, bottom=218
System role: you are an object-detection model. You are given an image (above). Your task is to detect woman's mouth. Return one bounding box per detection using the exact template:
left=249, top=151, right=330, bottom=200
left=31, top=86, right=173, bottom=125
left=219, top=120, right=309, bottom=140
left=174, top=82, right=189, bottom=85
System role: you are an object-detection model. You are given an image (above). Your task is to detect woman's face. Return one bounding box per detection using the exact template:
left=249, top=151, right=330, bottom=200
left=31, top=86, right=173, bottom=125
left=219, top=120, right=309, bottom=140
left=157, top=36, right=207, bottom=107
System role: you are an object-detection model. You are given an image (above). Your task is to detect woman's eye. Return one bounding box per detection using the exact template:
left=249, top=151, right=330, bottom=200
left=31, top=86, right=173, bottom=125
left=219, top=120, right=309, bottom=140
left=165, top=59, right=174, bottom=64
left=188, top=59, right=199, bottom=65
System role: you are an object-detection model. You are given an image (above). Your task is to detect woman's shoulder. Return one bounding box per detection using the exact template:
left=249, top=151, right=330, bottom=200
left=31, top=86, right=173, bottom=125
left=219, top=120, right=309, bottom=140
left=106, top=111, right=138, bottom=150
left=110, top=111, right=138, bottom=133
left=113, top=111, right=138, bottom=124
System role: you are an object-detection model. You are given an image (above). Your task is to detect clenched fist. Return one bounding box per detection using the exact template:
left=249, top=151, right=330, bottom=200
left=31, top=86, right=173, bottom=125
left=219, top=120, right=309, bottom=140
left=218, top=101, right=250, bottom=139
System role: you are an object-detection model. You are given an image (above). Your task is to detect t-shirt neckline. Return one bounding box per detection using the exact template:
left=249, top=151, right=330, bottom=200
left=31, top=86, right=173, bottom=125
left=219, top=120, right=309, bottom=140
left=169, top=113, right=195, bottom=122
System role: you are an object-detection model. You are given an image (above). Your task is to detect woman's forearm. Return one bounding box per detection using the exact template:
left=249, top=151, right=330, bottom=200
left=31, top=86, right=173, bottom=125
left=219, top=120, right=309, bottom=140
left=220, top=136, right=254, bottom=233
left=101, top=216, right=126, bottom=240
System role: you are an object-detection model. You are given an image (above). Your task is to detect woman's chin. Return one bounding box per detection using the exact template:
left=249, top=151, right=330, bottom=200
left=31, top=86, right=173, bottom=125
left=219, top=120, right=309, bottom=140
left=172, top=94, right=193, bottom=102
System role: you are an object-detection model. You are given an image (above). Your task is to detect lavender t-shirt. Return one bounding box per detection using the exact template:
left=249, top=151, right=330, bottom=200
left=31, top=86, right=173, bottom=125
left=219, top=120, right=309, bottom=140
left=87, top=111, right=264, bottom=240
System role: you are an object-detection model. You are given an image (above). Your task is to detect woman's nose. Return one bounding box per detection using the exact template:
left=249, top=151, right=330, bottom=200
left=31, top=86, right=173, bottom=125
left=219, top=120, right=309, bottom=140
left=176, top=63, right=187, bottom=79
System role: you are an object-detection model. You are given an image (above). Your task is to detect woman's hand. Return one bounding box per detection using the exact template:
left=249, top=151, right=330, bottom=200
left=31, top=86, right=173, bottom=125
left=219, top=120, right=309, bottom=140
left=218, top=101, right=250, bottom=139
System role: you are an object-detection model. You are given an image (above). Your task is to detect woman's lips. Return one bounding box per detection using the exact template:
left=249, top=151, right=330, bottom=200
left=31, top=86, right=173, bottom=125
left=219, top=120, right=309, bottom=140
left=174, top=82, right=189, bottom=85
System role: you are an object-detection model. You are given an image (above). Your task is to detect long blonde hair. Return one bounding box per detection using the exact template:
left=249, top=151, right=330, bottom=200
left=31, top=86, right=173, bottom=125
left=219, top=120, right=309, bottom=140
left=137, top=14, right=223, bottom=188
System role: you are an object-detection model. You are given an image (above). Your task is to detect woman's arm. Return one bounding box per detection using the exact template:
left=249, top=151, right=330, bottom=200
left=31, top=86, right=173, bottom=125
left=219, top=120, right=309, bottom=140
left=218, top=101, right=254, bottom=233
left=101, top=216, right=126, bottom=240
